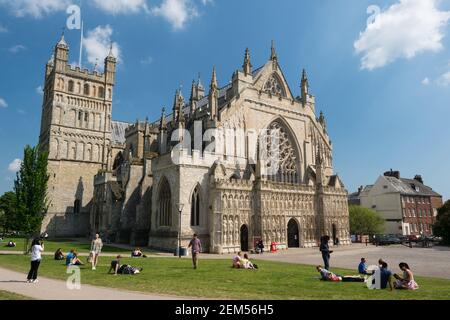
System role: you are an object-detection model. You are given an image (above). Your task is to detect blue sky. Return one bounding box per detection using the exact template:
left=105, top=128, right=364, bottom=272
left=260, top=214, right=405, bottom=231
left=0, top=0, right=449, bottom=200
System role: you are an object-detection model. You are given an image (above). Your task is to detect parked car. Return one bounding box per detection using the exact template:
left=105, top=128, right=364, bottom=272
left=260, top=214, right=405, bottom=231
left=375, top=235, right=402, bottom=245
left=407, top=235, right=419, bottom=242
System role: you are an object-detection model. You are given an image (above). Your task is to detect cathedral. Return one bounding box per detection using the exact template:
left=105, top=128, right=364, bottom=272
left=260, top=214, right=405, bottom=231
left=39, top=34, right=350, bottom=253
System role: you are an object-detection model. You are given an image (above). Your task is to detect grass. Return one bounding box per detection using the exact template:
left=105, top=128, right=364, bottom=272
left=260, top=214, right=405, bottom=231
left=0, top=237, right=129, bottom=254
left=0, top=254, right=449, bottom=300
left=0, top=289, right=33, bottom=300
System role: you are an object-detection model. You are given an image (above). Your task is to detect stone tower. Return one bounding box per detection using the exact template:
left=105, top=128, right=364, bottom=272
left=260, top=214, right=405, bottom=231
left=39, top=33, right=116, bottom=236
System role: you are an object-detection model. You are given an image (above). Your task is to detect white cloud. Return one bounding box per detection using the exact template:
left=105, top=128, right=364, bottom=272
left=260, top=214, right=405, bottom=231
left=36, top=86, right=43, bottom=95
left=9, top=44, right=27, bottom=53
left=152, top=0, right=198, bottom=30
left=0, top=24, right=8, bottom=33
left=0, top=98, right=7, bottom=108
left=8, top=159, right=22, bottom=172
left=354, top=0, right=450, bottom=70
left=91, top=0, right=149, bottom=15
left=83, top=25, right=121, bottom=68
left=140, top=56, right=153, bottom=65
left=0, top=0, right=71, bottom=18
left=200, top=0, right=213, bottom=5
left=422, top=78, right=430, bottom=85
left=437, top=71, right=450, bottom=86
left=17, top=109, right=26, bottom=115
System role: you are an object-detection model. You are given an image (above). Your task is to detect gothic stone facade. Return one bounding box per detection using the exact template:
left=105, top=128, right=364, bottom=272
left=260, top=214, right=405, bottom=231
left=39, top=37, right=350, bottom=252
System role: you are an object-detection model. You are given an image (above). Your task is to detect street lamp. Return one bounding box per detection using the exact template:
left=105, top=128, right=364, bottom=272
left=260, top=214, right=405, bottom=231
left=178, top=203, right=184, bottom=258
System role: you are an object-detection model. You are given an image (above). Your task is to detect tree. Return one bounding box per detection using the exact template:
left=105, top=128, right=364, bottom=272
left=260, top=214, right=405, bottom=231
left=433, top=200, right=450, bottom=245
left=0, top=191, right=18, bottom=234
left=14, top=145, right=49, bottom=252
left=349, top=205, right=385, bottom=236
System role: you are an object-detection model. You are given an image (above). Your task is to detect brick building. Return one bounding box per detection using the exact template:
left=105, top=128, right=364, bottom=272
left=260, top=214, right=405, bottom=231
left=357, top=170, right=442, bottom=236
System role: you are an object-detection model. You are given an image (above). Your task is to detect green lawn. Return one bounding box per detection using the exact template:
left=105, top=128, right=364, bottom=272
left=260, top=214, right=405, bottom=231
left=0, top=289, right=33, bottom=300
left=0, top=254, right=449, bottom=300
left=0, top=237, right=129, bottom=254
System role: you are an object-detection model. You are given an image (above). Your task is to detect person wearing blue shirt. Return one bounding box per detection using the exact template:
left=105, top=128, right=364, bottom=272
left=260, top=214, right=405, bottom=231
left=66, top=250, right=75, bottom=266
left=358, top=257, right=368, bottom=274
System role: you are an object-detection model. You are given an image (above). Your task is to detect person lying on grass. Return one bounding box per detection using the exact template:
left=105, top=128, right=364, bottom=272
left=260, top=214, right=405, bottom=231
left=108, top=255, right=143, bottom=275
left=316, top=266, right=364, bottom=282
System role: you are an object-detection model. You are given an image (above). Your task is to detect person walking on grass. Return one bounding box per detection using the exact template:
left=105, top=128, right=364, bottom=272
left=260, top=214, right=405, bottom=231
left=319, top=235, right=333, bottom=270
left=90, top=233, right=103, bottom=270
left=188, top=234, right=202, bottom=269
left=27, top=238, right=44, bottom=283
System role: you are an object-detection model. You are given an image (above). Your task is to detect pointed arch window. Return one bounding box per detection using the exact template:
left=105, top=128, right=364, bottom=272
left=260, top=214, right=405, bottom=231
left=263, top=74, right=286, bottom=97
left=74, top=199, right=81, bottom=214
left=158, top=177, right=172, bottom=226
left=265, top=121, right=300, bottom=183
left=191, top=187, right=200, bottom=226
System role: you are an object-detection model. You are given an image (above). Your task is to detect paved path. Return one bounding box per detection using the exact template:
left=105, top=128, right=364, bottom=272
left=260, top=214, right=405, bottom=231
left=0, top=267, right=191, bottom=300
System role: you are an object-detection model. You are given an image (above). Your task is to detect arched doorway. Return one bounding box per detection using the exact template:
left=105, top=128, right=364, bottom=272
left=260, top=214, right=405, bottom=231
left=240, top=225, right=249, bottom=251
left=287, top=219, right=300, bottom=248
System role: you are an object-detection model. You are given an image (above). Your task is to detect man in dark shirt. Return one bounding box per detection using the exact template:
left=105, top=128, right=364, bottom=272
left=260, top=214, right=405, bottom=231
left=188, top=234, right=202, bottom=269
left=319, top=235, right=333, bottom=270
left=379, top=261, right=393, bottom=290
left=108, top=255, right=122, bottom=275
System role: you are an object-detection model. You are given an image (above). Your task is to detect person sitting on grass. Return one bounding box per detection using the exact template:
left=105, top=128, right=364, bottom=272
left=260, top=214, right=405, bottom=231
left=242, top=253, right=258, bottom=269
left=131, top=248, right=147, bottom=258
left=71, top=251, right=84, bottom=266
left=108, top=255, right=122, bottom=275
left=358, top=258, right=370, bottom=275
left=394, top=262, right=419, bottom=290
left=66, top=250, right=84, bottom=266
left=66, top=250, right=75, bottom=266
left=232, top=252, right=243, bottom=268
left=6, top=241, right=16, bottom=247
left=316, top=266, right=364, bottom=282
left=379, top=261, right=394, bottom=291
left=54, top=248, right=65, bottom=261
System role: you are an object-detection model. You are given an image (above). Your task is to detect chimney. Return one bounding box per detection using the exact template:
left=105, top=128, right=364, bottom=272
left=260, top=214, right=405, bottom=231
left=414, top=175, right=424, bottom=184
left=384, top=169, right=400, bottom=179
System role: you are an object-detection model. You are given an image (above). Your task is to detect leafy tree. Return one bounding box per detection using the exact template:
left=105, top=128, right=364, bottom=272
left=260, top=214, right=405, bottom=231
left=433, top=200, right=450, bottom=245
left=0, top=191, right=18, bottom=234
left=349, top=205, right=385, bottom=236
left=14, top=145, right=49, bottom=252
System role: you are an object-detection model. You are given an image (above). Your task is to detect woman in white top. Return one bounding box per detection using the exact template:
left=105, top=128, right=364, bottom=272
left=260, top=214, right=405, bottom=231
left=90, top=233, right=103, bottom=270
left=27, top=238, right=44, bottom=283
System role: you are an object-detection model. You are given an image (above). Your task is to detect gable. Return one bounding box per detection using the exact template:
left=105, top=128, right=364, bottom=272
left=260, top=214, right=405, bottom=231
left=253, top=61, right=295, bottom=100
